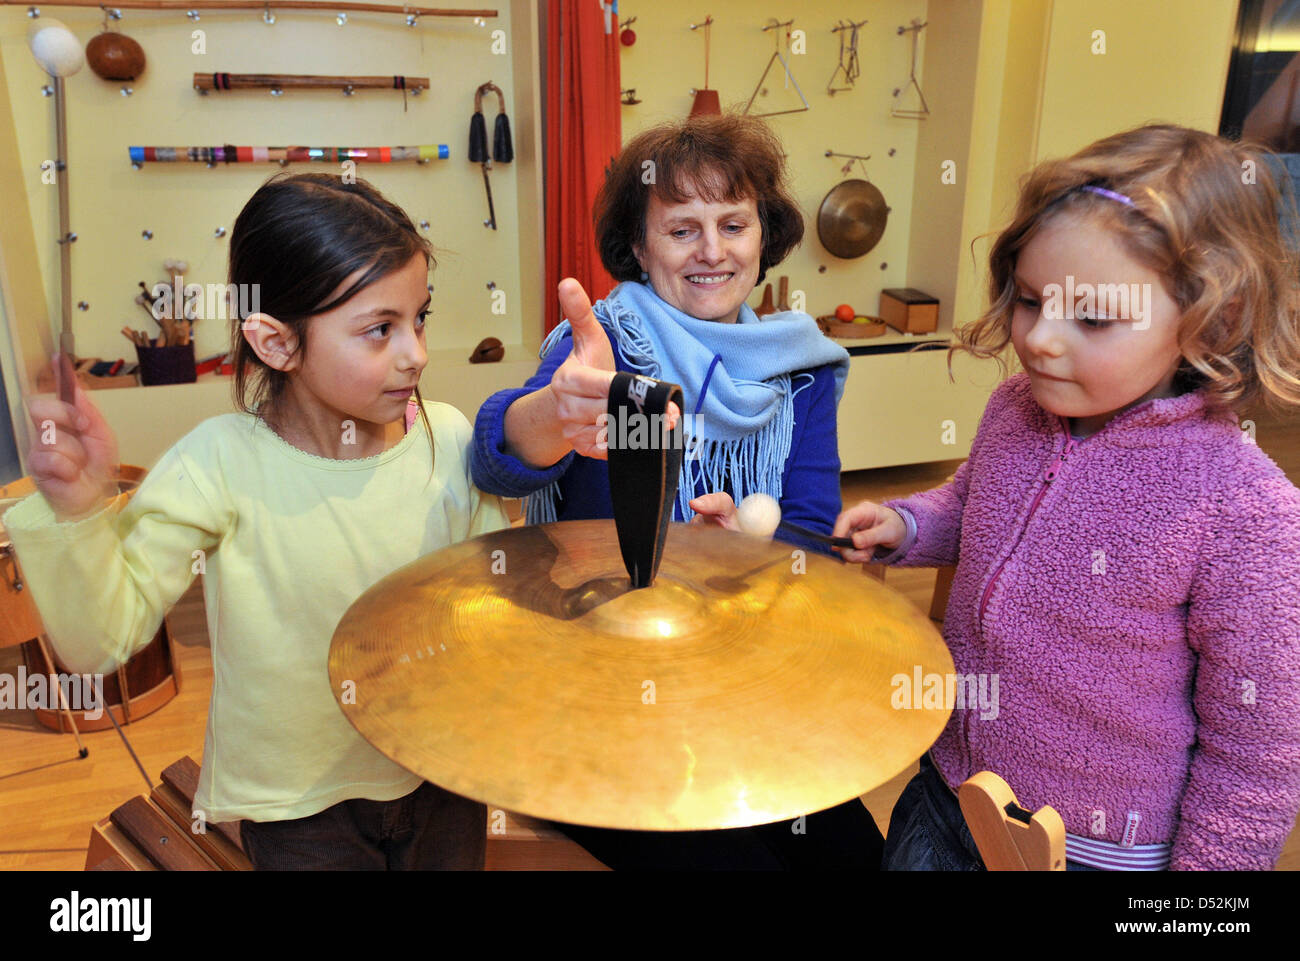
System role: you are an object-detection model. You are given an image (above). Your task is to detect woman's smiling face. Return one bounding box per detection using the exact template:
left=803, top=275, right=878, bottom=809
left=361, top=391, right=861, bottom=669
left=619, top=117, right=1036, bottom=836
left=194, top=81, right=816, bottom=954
left=633, top=184, right=762, bottom=324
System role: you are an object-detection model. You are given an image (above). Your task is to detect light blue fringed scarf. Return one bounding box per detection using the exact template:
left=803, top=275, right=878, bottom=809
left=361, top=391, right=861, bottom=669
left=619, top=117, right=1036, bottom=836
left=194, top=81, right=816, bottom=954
left=526, top=280, right=850, bottom=525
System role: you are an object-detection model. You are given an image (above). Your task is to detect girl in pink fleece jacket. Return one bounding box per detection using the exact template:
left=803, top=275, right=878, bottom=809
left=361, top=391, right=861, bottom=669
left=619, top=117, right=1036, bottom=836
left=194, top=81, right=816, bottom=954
left=836, top=124, right=1300, bottom=871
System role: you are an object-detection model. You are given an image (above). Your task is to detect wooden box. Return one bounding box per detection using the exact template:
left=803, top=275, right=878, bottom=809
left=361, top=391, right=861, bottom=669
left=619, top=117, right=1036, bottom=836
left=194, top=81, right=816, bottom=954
left=880, top=288, right=939, bottom=334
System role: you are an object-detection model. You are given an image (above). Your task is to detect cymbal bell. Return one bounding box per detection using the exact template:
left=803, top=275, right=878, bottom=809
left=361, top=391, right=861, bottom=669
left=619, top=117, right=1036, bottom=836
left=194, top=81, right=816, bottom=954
left=330, top=520, right=953, bottom=831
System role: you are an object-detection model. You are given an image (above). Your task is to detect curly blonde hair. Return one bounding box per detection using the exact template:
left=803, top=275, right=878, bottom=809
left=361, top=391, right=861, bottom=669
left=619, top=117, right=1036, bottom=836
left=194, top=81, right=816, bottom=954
left=953, top=123, right=1300, bottom=415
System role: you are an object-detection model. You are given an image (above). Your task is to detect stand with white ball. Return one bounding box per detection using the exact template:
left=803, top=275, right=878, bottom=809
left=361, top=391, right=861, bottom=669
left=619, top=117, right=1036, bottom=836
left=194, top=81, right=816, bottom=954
left=736, top=492, right=855, bottom=548
left=27, top=15, right=85, bottom=405
left=736, top=492, right=783, bottom=538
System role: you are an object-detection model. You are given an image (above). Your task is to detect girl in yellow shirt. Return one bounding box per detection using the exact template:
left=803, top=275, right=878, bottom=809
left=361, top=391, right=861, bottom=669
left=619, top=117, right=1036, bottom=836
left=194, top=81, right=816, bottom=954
left=6, top=173, right=509, bottom=870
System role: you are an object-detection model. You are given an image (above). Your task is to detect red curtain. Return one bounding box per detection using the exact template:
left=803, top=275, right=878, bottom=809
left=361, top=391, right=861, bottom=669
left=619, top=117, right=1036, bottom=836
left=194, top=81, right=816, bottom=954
left=545, top=0, right=622, bottom=334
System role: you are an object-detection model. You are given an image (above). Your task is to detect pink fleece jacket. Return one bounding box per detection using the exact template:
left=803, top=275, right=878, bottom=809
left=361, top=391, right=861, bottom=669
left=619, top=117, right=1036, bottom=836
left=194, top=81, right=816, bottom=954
left=881, top=373, right=1300, bottom=870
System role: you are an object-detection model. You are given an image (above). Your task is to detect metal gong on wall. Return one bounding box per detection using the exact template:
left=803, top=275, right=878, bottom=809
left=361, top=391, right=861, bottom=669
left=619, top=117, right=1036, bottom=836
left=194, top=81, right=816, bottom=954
left=817, top=179, right=889, bottom=259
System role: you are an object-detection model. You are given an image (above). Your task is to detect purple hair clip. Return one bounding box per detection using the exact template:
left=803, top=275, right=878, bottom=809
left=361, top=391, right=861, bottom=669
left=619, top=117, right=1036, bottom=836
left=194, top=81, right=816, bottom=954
left=1080, top=184, right=1135, bottom=207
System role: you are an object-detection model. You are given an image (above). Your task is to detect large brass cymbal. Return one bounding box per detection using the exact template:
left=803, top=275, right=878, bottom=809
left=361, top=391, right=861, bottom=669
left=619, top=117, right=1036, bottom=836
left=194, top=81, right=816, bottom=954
left=329, top=521, right=953, bottom=831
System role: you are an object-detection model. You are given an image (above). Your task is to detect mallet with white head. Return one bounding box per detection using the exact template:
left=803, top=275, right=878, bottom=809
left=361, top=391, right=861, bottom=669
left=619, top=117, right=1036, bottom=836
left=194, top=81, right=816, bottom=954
left=735, top=493, right=854, bottom=548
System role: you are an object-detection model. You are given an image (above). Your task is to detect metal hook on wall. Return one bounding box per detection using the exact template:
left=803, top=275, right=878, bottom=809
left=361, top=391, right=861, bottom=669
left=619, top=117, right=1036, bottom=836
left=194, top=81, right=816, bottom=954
left=825, top=149, right=872, bottom=178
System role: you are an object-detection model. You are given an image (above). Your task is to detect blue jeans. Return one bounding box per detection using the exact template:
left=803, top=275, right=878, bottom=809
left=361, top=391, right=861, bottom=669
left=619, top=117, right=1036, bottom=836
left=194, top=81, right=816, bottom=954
left=239, top=781, right=486, bottom=870
left=882, top=753, right=1099, bottom=871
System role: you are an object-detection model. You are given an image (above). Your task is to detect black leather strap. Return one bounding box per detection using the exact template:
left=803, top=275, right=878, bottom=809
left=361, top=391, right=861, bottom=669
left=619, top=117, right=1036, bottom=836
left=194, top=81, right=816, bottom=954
left=606, top=372, right=684, bottom=588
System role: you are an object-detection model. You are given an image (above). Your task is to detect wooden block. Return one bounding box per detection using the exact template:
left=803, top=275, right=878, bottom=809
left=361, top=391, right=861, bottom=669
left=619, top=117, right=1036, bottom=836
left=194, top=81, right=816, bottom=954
left=485, top=809, right=609, bottom=871
left=89, top=754, right=598, bottom=871
left=880, top=288, right=939, bottom=335
left=957, top=771, right=1065, bottom=871
left=1024, top=811, right=1067, bottom=872
left=88, top=852, right=133, bottom=871
left=159, top=755, right=245, bottom=855
left=486, top=837, right=610, bottom=871
left=151, top=783, right=252, bottom=871
left=959, top=775, right=1027, bottom=870
left=109, top=796, right=218, bottom=871
left=490, top=810, right=568, bottom=840
left=159, top=756, right=200, bottom=803
left=86, top=818, right=157, bottom=872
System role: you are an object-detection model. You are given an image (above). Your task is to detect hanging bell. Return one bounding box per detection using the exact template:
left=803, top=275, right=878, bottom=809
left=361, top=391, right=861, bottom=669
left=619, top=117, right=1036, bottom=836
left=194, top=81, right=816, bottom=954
left=690, top=88, right=721, bottom=117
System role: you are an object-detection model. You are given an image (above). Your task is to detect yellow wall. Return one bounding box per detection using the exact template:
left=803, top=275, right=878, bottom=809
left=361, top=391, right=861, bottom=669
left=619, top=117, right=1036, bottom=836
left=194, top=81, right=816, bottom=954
left=906, top=0, right=993, bottom=354
left=1037, top=0, right=1238, bottom=160
left=947, top=0, right=1050, bottom=363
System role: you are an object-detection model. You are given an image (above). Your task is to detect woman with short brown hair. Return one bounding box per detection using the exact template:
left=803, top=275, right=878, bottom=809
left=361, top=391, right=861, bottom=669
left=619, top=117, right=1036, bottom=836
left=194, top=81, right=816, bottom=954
left=594, top=112, right=804, bottom=287
left=471, top=113, right=879, bottom=868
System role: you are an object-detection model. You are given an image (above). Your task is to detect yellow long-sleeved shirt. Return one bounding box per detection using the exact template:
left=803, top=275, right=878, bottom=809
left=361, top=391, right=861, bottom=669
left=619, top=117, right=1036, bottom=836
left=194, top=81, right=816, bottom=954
left=2, top=400, right=509, bottom=823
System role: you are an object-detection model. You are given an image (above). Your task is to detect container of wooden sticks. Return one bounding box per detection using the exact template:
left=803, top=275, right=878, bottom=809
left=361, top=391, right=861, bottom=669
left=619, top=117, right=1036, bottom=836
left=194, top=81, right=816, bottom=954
left=135, top=342, right=196, bottom=386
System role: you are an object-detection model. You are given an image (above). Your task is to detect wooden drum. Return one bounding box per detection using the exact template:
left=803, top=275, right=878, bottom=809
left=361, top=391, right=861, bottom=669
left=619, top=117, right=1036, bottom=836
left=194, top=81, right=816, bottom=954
left=0, top=467, right=182, bottom=732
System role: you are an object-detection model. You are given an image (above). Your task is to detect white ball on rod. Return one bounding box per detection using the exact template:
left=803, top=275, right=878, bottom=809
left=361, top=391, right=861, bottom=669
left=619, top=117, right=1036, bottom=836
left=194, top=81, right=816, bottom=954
left=27, top=18, right=84, bottom=78
left=735, top=492, right=782, bottom=538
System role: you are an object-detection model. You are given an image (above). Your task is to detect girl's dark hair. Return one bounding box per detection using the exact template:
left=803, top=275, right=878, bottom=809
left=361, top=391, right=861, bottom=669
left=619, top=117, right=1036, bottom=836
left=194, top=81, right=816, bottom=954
left=227, top=172, right=437, bottom=464
left=594, top=113, right=804, bottom=286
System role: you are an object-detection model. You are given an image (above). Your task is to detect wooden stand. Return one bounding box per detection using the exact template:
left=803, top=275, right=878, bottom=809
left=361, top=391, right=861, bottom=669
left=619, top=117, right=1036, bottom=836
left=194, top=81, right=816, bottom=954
left=87, top=756, right=608, bottom=871
left=958, top=770, right=1065, bottom=871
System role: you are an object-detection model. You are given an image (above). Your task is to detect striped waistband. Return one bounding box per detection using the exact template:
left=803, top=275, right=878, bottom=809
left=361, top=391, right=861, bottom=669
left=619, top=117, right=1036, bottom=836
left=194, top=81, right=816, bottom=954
left=1066, top=833, right=1171, bottom=871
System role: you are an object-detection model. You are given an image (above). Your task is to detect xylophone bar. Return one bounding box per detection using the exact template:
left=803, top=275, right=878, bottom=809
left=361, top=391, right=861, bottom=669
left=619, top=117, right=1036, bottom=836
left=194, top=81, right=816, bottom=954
left=128, top=144, right=451, bottom=164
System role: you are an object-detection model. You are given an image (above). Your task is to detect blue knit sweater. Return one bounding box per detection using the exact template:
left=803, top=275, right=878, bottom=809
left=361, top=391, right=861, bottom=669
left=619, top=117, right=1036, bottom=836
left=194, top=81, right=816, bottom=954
left=470, top=326, right=843, bottom=555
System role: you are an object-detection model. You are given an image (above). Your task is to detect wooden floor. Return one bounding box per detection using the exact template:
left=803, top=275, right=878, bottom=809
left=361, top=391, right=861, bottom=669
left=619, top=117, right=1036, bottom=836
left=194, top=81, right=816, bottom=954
left=1, top=404, right=1296, bottom=871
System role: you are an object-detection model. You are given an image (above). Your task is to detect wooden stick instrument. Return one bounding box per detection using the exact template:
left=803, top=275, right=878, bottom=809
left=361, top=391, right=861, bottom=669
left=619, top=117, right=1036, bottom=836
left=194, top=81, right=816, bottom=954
left=194, top=73, right=428, bottom=94
left=129, top=144, right=449, bottom=164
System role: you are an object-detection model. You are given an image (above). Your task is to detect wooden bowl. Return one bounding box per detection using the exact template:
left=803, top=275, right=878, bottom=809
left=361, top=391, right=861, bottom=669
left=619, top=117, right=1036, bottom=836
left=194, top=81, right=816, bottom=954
left=817, top=315, right=887, bottom=339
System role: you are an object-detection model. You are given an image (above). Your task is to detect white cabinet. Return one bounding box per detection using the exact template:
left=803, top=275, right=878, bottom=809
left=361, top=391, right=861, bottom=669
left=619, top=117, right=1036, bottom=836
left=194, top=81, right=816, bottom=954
left=837, top=346, right=998, bottom=471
